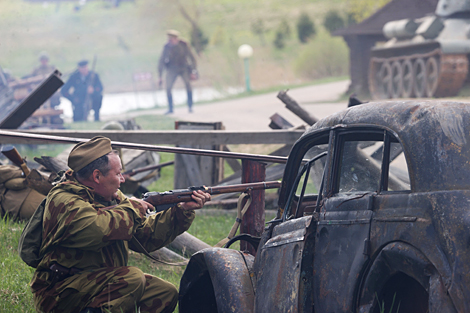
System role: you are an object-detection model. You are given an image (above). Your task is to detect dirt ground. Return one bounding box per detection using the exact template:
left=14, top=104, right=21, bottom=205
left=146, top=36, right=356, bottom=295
left=104, top=80, right=351, bottom=131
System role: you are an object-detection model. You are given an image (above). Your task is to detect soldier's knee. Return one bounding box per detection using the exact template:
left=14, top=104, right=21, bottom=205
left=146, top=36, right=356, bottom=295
left=125, top=266, right=147, bottom=295
left=167, top=283, right=178, bottom=301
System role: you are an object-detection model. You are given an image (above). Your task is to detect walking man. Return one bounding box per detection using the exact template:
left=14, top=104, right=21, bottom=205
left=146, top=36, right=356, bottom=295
left=61, top=60, right=103, bottom=122
left=158, top=30, right=198, bottom=114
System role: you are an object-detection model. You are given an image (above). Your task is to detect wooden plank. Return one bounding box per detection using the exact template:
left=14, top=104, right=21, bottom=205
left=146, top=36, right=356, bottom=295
left=180, top=154, right=205, bottom=186
left=240, top=160, right=266, bottom=256
left=0, top=71, right=64, bottom=129
left=174, top=121, right=223, bottom=188
left=0, top=129, right=304, bottom=145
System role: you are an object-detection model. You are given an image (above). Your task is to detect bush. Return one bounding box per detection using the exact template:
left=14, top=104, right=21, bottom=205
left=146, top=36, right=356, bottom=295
left=210, top=26, right=226, bottom=46
left=251, top=18, right=267, bottom=45
left=293, top=30, right=349, bottom=79
left=190, top=25, right=209, bottom=54
left=278, top=19, right=291, bottom=38
left=323, top=10, right=345, bottom=34
left=296, top=13, right=316, bottom=43
left=273, top=19, right=290, bottom=50
left=273, top=30, right=285, bottom=49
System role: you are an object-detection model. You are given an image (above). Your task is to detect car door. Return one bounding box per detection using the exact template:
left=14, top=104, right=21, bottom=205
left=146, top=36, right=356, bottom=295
left=313, top=128, right=390, bottom=313
left=254, top=131, right=331, bottom=313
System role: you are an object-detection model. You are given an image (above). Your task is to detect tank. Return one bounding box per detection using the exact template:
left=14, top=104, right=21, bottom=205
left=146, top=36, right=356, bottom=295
left=369, top=0, right=470, bottom=99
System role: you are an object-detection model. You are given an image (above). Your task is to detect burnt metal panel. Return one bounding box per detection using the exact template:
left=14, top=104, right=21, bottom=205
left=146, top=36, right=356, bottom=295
left=358, top=242, right=457, bottom=313
left=0, top=70, right=63, bottom=129
left=254, top=216, right=313, bottom=312
left=313, top=195, right=373, bottom=313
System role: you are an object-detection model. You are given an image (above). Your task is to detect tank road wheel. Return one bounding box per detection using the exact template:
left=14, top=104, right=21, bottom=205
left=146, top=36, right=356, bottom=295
left=375, top=61, right=393, bottom=99
left=391, top=61, right=403, bottom=98
left=413, top=58, right=427, bottom=98
left=401, top=59, right=414, bottom=98
left=425, top=56, right=439, bottom=97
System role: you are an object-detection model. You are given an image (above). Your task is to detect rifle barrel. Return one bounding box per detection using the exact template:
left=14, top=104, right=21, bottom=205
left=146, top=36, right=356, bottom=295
left=206, top=181, right=281, bottom=195
left=143, top=181, right=281, bottom=208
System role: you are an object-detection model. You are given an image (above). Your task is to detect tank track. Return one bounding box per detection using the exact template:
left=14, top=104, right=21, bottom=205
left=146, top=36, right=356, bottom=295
left=369, top=49, right=468, bottom=99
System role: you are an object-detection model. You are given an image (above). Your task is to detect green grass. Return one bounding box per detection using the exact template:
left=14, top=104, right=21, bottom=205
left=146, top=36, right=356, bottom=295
left=0, top=217, right=35, bottom=312
left=0, top=210, right=275, bottom=312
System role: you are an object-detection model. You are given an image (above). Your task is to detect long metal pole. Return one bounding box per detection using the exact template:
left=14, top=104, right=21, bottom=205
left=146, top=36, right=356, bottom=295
left=0, top=130, right=288, bottom=164
left=244, top=58, right=251, bottom=92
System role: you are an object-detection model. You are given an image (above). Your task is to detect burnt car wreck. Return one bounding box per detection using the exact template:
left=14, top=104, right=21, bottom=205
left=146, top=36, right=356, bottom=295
left=178, top=101, right=470, bottom=313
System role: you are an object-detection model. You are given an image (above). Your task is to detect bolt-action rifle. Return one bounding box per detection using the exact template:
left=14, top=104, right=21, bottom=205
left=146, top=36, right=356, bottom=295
left=1, top=145, right=30, bottom=176
left=143, top=181, right=281, bottom=213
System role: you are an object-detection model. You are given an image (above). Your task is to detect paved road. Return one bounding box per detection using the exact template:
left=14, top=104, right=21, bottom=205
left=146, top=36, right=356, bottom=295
left=105, top=80, right=350, bottom=131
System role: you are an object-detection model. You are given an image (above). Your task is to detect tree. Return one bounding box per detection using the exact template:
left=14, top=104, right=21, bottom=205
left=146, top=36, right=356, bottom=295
left=273, top=19, right=291, bottom=50
left=273, top=30, right=285, bottom=50
left=278, top=19, right=291, bottom=38
left=323, top=10, right=345, bottom=34
left=251, top=18, right=267, bottom=46
left=190, top=25, right=209, bottom=54
left=176, top=0, right=208, bottom=54
left=296, top=13, right=316, bottom=43
left=348, top=0, right=391, bottom=22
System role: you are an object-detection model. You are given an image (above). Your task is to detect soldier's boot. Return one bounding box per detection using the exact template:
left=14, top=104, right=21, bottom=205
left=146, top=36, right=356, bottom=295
left=187, top=90, right=193, bottom=113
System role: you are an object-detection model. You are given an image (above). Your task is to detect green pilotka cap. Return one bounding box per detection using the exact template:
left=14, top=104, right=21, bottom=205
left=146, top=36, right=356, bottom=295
left=68, top=136, right=112, bottom=171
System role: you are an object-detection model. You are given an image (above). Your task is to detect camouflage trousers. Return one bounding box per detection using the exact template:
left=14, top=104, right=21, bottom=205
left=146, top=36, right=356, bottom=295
left=33, top=266, right=178, bottom=313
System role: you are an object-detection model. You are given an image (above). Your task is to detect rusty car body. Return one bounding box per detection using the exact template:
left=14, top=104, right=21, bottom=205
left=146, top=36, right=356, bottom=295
left=178, top=101, right=470, bottom=313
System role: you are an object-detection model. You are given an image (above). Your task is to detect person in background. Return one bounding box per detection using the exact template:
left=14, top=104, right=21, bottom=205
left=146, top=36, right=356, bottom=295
left=158, top=29, right=198, bottom=114
left=32, top=52, right=56, bottom=77
left=61, top=60, right=103, bottom=122
left=31, top=52, right=61, bottom=108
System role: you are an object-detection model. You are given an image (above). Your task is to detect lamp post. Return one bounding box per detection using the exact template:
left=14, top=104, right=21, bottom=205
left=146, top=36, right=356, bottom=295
left=237, top=44, right=253, bottom=92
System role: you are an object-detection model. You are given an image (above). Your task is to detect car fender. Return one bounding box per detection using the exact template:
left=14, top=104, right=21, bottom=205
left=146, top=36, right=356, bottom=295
left=179, top=247, right=255, bottom=313
left=357, top=241, right=457, bottom=313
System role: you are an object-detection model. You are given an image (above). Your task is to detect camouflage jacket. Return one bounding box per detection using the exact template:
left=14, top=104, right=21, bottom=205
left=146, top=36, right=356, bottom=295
left=30, top=170, right=195, bottom=293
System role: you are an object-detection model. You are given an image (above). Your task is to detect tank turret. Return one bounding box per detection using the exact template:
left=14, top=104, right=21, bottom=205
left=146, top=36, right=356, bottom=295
left=369, top=0, right=470, bottom=99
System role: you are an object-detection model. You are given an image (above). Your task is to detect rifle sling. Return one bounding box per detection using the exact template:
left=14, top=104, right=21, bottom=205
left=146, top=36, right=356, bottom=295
left=130, top=236, right=188, bottom=266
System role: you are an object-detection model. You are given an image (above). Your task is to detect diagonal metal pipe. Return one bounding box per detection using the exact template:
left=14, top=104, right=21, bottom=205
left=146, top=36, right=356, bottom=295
left=0, top=129, right=289, bottom=164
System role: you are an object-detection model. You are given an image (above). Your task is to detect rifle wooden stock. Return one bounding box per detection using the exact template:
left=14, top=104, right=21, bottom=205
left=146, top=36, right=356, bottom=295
left=1, top=145, right=30, bottom=176
left=143, top=181, right=281, bottom=212
left=123, top=160, right=174, bottom=177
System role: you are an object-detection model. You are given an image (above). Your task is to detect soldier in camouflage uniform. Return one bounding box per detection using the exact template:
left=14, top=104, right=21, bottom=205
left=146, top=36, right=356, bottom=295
left=30, top=136, right=211, bottom=313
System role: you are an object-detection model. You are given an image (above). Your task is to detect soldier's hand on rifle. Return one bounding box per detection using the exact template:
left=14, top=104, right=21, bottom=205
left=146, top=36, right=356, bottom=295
left=130, top=197, right=155, bottom=212
left=180, top=190, right=211, bottom=211
left=87, top=86, right=94, bottom=94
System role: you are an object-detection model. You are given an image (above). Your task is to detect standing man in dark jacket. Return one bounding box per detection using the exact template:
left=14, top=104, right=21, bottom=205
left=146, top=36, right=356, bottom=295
left=158, top=30, right=198, bottom=114
left=61, top=60, right=103, bottom=122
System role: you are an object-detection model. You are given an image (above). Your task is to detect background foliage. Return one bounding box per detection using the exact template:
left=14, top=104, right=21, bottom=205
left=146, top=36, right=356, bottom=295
left=0, top=0, right=372, bottom=94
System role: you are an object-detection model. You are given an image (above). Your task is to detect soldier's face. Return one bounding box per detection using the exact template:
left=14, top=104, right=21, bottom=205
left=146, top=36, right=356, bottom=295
left=78, top=65, right=89, bottom=76
left=168, top=35, right=179, bottom=45
left=95, top=153, right=125, bottom=201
